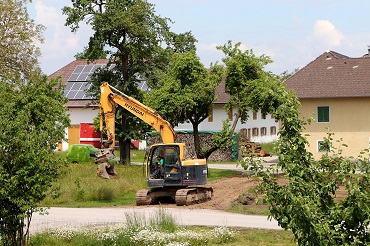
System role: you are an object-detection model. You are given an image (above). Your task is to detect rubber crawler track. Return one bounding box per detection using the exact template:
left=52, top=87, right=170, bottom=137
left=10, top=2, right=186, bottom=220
left=136, top=187, right=214, bottom=206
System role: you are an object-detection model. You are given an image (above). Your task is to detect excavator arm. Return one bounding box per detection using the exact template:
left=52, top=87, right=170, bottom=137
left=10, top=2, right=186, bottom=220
left=96, top=82, right=176, bottom=178
left=99, top=82, right=176, bottom=146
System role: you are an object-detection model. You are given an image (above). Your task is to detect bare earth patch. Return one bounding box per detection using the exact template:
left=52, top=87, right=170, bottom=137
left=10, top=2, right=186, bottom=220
left=149, top=175, right=263, bottom=210
left=191, top=176, right=260, bottom=210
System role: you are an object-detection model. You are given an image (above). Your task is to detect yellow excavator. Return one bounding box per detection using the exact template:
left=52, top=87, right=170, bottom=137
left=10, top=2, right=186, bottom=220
left=96, top=82, right=213, bottom=206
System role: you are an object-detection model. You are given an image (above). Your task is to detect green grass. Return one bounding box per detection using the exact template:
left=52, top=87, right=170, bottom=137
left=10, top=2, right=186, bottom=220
left=207, top=168, right=241, bottom=182
left=41, top=162, right=146, bottom=207
left=229, top=228, right=295, bottom=246
left=40, top=150, right=295, bottom=245
left=30, top=227, right=295, bottom=246
left=44, top=151, right=241, bottom=207
left=261, top=141, right=278, bottom=156
left=228, top=201, right=270, bottom=216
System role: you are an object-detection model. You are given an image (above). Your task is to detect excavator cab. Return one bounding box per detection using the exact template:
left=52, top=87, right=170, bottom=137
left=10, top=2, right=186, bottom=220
left=136, top=143, right=213, bottom=206
left=148, top=145, right=181, bottom=185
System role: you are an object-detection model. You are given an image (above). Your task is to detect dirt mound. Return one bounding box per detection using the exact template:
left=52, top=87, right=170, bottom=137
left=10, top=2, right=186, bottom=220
left=190, top=175, right=260, bottom=209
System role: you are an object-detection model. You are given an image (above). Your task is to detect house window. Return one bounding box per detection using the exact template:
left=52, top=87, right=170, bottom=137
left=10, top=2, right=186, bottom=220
left=270, top=126, right=276, bottom=135
left=252, top=127, right=259, bottom=136
left=228, top=108, right=233, bottom=121
left=208, top=108, right=213, bottom=122
left=261, top=127, right=267, bottom=136
left=317, top=106, right=330, bottom=122
left=253, top=111, right=257, bottom=120
left=262, top=113, right=266, bottom=120
left=317, top=140, right=331, bottom=152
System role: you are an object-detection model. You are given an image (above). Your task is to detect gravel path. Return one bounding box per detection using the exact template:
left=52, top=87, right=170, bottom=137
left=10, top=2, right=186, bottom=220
left=30, top=206, right=281, bottom=233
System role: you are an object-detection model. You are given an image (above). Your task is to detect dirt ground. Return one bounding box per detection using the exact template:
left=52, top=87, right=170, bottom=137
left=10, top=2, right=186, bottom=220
left=190, top=175, right=260, bottom=210
left=150, top=175, right=263, bottom=210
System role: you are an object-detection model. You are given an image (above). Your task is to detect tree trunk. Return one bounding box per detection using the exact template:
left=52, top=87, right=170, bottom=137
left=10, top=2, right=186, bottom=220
left=192, top=122, right=201, bottom=158
left=118, top=48, right=131, bottom=165
left=119, top=137, right=131, bottom=165
left=231, top=111, right=240, bottom=133
left=119, top=113, right=131, bottom=165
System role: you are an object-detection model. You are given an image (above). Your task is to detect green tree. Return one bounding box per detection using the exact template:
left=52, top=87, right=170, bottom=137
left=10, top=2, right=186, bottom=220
left=74, top=44, right=108, bottom=60
left=0, top=76, right=70, bottom=246
left=279, top=67, right=300, bottom=81
left=217, top=41, right=273, bottom=132
left=145, top=50, right=224, bottom=159
left=231, top=59, right=370, bottom=244
left=63, top=0, right=173, bottom=164
left=0, top=0, right=44, bottom=80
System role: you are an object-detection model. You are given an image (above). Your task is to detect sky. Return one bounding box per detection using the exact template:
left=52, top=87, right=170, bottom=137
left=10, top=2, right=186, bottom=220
left=27, top=0, right=370, bottom=76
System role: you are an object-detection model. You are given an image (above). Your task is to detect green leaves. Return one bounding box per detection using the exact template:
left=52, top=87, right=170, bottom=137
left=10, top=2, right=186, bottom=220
left=0, top=0, right=44, bottom=80
left=0, top=76, right=70, bottom=244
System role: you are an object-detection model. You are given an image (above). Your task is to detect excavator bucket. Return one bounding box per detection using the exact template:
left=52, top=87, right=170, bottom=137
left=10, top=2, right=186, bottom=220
left=95, top=148, right=119, bottom=179
left=96, top=162, right=119, bottom=179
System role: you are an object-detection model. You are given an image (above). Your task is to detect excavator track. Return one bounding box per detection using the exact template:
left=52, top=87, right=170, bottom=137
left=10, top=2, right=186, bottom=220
left=136, top=187, right=213, bottom=206
left=175, top=187, right=214, bottom=206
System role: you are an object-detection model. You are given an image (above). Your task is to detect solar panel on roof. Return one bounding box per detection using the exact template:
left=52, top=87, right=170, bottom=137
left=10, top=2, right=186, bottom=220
left=65, top=63, right=149, bottom=100
left=63, top=81, right=93, bottom=100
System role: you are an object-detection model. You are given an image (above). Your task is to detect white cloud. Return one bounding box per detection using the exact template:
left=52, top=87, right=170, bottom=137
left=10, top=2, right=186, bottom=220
left=310, top=19, right=345, bottom=46
left=32, top=0, right=92, bottom=74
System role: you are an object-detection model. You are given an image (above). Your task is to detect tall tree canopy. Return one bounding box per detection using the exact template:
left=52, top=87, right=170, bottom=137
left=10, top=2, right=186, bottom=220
left=145, top=51, right=223, bottom=159
left=217, top=41, right=273, bottom=132
left=0, top=2, right=70, bottom=245
left=63, top=0, right=174, bottom=164
left=0, top=0, right=44, bottom=80
left=0, top=77, right=70, bottom=246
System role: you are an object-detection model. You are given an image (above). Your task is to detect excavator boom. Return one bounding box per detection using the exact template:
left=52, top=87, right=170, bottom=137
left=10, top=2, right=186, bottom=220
left=100, top=82, right=176, bottom=147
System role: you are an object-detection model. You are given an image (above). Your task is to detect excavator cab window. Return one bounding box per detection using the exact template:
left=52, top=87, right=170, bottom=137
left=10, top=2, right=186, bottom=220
left=149, top=145, right=180, bottom=180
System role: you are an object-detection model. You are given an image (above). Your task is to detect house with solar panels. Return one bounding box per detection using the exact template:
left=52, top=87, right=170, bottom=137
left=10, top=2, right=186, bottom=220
left=49, top=59, right=279, bottom=151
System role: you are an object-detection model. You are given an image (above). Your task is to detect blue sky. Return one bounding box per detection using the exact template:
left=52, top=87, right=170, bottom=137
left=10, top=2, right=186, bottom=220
left=27, top=0, right=370, bottom=76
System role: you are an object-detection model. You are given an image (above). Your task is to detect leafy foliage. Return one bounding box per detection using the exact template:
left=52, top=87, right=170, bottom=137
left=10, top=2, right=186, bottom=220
left=0, top=0, right=44, bottom=80
left=63, top=0, right=175, bottom=164
left=217, top=41, right=273, bottom=128
left=237, top=73, right=370, bottom=244
left=145, top=51, right=224, bottom=158
left=0, top=76, right=70, bottom=245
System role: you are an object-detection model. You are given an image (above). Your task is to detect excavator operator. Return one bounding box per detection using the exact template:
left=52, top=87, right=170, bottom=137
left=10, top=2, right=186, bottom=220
left=151, top=155, right=164, bottom=179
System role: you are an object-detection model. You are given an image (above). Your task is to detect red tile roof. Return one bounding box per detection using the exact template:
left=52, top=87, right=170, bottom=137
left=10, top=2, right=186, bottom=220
left=285, top=50, right=370, bottom=98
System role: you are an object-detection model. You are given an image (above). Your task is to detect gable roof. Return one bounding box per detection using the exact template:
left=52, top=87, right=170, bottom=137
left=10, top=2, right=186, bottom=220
left=49, top=59, right=231, bottom=108
left=48, top=59, right=109, bottom=108
left=48, top=59, right=109, bottom=85
left=285, top=50, right=370, bottom=98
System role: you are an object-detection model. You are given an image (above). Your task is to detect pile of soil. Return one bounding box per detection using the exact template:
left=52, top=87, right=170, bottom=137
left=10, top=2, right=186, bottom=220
left=190, top=176, right=261, bottom=210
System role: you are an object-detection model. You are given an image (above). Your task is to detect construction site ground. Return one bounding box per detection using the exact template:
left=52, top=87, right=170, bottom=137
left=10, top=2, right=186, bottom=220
left=150, top=157, right=280, bottom=210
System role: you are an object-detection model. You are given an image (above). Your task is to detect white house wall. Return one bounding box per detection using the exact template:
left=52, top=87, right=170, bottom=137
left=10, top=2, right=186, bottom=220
left=176, top=105, right=279, bottom=143
left=69, top=107, right=99, bottom=125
